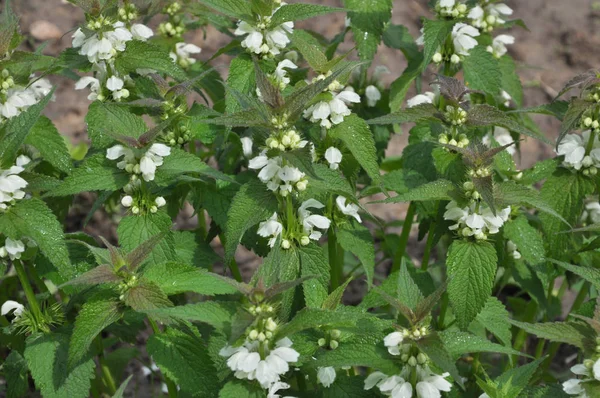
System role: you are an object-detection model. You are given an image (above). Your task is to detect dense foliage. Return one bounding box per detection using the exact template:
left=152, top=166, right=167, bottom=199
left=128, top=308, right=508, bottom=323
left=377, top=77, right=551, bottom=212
left=1, top=0, right=599, bottom=397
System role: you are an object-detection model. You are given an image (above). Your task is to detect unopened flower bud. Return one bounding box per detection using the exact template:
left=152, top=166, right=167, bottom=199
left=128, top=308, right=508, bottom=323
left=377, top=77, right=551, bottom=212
left=417, top=353, right=427, bottom=364
left=0, top=247, right=7, bottom=258
left=155, top=197, right=166, bottom=207
left=150, top=206, right=158, bottom=213
left=408, top=356, right=417, bottom=367
left=450, top=54, right=461, bottom=64
left=463, top=181, right=474, bottom=191
left=583, top=156, right=594, bottom=168
left=266, top=318, right=277, bottom=331
left=401, top=354, right=409, bottom=362
left=131, top=206, right=140, bottom=215
left=121, top=195, right=133, bottom=207
left=331, top=329, right=341, bottom=339
left=329, top=340, right=339, bottom=350
left=432, top=52, right=443, bottom=64
left=584, top=117, right=593, bottom=127
left=449, top=138, right=458, bottom=146
left=258, top=332, right=266, bottom=342
left=281, top=239, right=291, bottom=249
left=585, top=359, right=595, bottom=369
left=249, top=329, right=259, bottom=340
left=296, top=180, right=308, bottom=191
left=413, top=329, right=421, bottom=338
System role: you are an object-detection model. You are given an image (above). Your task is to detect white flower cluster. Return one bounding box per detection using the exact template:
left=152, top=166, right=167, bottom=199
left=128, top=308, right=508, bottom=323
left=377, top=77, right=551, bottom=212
left=486, top=34, right=514, bottom=58
left=506, top=240, right=521, bottom=260
left=169, top=42, right=202, bottom=69
left=0, top=238, right=26, bottom=260
left=220, top=337, right=300, bottom=390
left=469, top=3, right=513, bottom=32
left=0, top=71, right=52, bottom=122
left=265, top=129, right=307, bottom=152
left=249, top=152, right=308, bottom=196
left=121, top=195, right=166, bottom=215
left=234, top=5, right=294, bottom=57
left=72, top=10, right=153, bottom=101
left=444, top=200, right=511, bottom=240
left=417, top=22, right=479, bottom=64
left=303, top=73, right=361, bottom=128
left=1, top=300, right=24, bottom=320
left=317, top=367, right=337, bottom=388
left=557, top=131, right=600, bottom=174
left=106, top=143, right=171, bottom=182
left=0, top=155, right=31, bottom=211
left=563, top=356, right=600, bottom=397
left=435, top=0, right=468, bottom=18
left=365, top=367, right=452, bottom=398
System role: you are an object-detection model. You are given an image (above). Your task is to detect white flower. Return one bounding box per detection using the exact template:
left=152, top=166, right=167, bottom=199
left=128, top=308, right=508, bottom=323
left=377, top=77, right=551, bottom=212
left=298, top=199, right=331, bottom=241
left=241, top=137, right=254, bottom=157
left=416, top=367, right=452, bottom=398
left=379, top=375, right=413, bottom=397
left=75, top=76, right=102, bottom=100
left=1, top=238, right=26, bottom=260
left=470, top=3, right=513, bottom=30
left=121, top=195, right=133, bottom=207
left=483, top=127, right=515, bottom=155
left=407, top=92, right=436, bottom=108
left=451, top=23, right=480, bottom=56
left=248, top=152, right=305, bottom=195
left=273, top=59, right=298, bottom=88
left=325, top=147, right=343, bottom=170
left=139, top=143, right=171, bottom=181
left=562, top=378, right=586, bottom=397
left=303, top=88, right=360, bottom=128
left=130, top=23, right=153, bottom=41
left=557, top=131, right=600, bottom=170
left=170, top=42, right=202, bottom=68
left=106, top=76, right=129, bottom=101
left=366, top=366, right=453, bottom=398
left=507, top=240, right=521, bottom=260
left=487, top=35, right=514, bottom=58
left=268, top=381, right=295, bottom=398
left=336, top=196, right=362, bottom=223
left=74, top=22, right=133, bottom=63
left=234, top=15, right=294, bottom=56
left=0, top=159, right=29, bottom=210
left=29, top=78, right=52, bottom=100
left=317, top=367, right=337, bottom=388
left=220, top=337, right=300, bottom=389
left=562, top=359, right=599, bottom=397
left=444, top=201, right=510, bottom=239
left=1, top=300, right=24, bottom=319
left=258, top=212, right=283, bottom=248
left=365, top=85, right=382, bottom=107
left=106, top=145, right=136, bottom=170
left=383, top=331, right=404, bottom=355
left=155, top=197, right=166, bottom=208
left=0, top=88, right=37, bottom=120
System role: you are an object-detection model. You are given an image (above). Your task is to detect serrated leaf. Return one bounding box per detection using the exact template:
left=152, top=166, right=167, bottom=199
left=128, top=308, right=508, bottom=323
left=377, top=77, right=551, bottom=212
left=147, top=327, right=219, bottom=395
left=555, top=69, right=599, bottom=99
left=0, top=198, right=73, bottom=279
left=114, top=41, right=186, bottom=81
left=143, top=262, right=240, bottom=296
left=226, top=55, right=256, bottom=114
left=557, top=99, right=589, bottom=148
left=312, top=338, right=399, bottom=375
left=329, top=114, right=380, bottom=182
left=24, top=332, right=96, bottom=398
left=467, top=104, right=551, bottom=144
left=309, top=163, right=356, bottom=198
left=344, top=0, right=392, bottom=60
left=276, top=308, right=372, bottom=339
left=117, top=212, right=177, bottom=266
left=508, top=320, right=591, bottom=349
left=422, top=19, right=455, bottom=67
left=389, top=56, right=424, bottom=112
left=271, top=4, right=341, bottom=25
left=495, top=358, right=546, bottom=398
left=292, top=29, right=328, bottom=71
left=509, top=101, right=569, bottom=120
left=219, top=380, right=265, bottom=398
left=124, top=281, right=173, bottom=311
left=224, top=179, right=278, bottom=264
left=551, top=259, right=600, bottom=291
left=447, top=240, right=497, bottom=330
left=0, top=89, right=54, bottom=168
left=111, top=375, right=133, bottom=398
left=504, top=216, right=545, bottom=265
left=25, top=116, right=72, bottom=173
left=337, top=221, right=375, bottom=286
left=376, top=179, right=455, bottom=203
left=415, top=280, right=448, bottom=322
left=298, top=244, right=329, bottom=308
left=463, top=46, right=502, bottom=95
left=84, top=101, right=147, bottom=148
left=69, top=296, right=121, bottom=367
left=471, top=297, right=512, bottom=347
left=415, top=332, right=464, bottom=388
left=145, top=302, right=237, bottom=331
left=154, top=147, right=232, bottom=185
left=440, top=330, right=526, bottom=359
left=496, top=181, right=569, bottom=226
left=322, top=278, right=353, bottom=311
left=368, top=103, right=440, bottom=125
left=499, top=55, right=523, bottom=107
left=62, top=264, right=120, bottom=287
left=46, top=153, right=130, bottom=196
left=4, top=351, right=28, bottom=398
left=196, top=0, right=252, bottom=20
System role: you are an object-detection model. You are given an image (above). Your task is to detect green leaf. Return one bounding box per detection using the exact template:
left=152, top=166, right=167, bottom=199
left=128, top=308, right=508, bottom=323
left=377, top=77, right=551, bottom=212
left=552, top=259, right=600, bottom=291
left=114, top=41, right=186, bottom=81
left=117, top=212, right=176, bottom=266
left=147, top=327, right=219, bottom=395
left=219, top=380, right=265, bottom=398
left=227, top=55, right=256, bottom=113
left=415, top=332, right=464, bottom=388
left=143, top=262, right=240, bottom=296
left=397, top=260, right=424, bottom=310
left=25, top=116, right=72, bottom=173
left=337, top=221, right=375, bottom=286
left=4, top=351, right=29, bottom=398
left=422, top=19, right=455, bottom=67
left=508, top=320, right=590, bottom=349
left=69, top=297, right=121, bottom=367
left=504, top=216, right=545, bottom=265
left=0, top=89, right=54, bottom=168
left=271, top=4, right=341, bottom=25
left=344, top=0, right=392, bottom=60
left=124, top=281, right=173, bottom=311
left=467, top=104, right=551, bottom=144
left=377, top=179, right=455, bottom=203
left=313, top=338, right=399, bottom=375
left=84, top=101, right=147, bottom=148
left=24, top=332, right=96, bottom=398
left=196, top=0, right=252, bottom=20
left=447, top=240, right=498, bottom=330
left=46, top=153, right=130, bottom=196
left=291, top=29, right=328, bottom=71
left=276, top=308, right=373, bottom=339
left=367, top=103, right=440, bottom=125
left=463, top=46, right=502, bottom=95
left=470, top=297, right=512, bottom=347
left=298, top=244, right=329, bottom=308
left=154, top=147, right=232, bottom=185
left=309, top=163, right=356, bottom=198
left=383, top=24, right=420, bottom=59
left=389, top=56, right=424, bottom=112
left=0, top=198, right=73, bottom=279
left=558, top=99, right=589, bottom=148
left=322, top=278, right=353, bottom=311
left=224, top=179, right=278, bottom=264
left=111, top=375, right=133, bottom=398
left=495, top=358, right=546, bottom=398
left=496, top=181, right=569, bottom=225
left=329, top=114, right=380, bottom=182
left=440, top=330, right=525, bottom=359
left=499, top=55, right=523, bottom=107
left=539, top=170, right=594, bottom=258
left=145, top=302, right=237, bottom=331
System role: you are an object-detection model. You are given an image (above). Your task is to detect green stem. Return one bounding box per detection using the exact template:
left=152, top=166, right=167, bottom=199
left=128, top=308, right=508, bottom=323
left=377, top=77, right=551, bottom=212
left=13, top=260, right=43, bottom=322
left=437, top=292, right=449, bottom=329
left=421, top=203, right=439, bottom=271
left=328, top=227, right=340, bottom=291
left=392, top=202, right=417, bottom=273
left=148, top=318, right=179, bottom=398
left=510, top=301, right=538, bottom=368
left=95, top=336, right=117, bottom=395
left=585, top=130, right=597, bottom=155
left=219, top=233, right=242, bottom=282
left=197, top=208, right=207, bottom=240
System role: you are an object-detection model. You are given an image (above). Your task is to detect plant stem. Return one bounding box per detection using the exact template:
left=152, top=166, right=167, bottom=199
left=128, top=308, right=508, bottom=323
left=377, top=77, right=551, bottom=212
left=197, top=208, right=207, bottom=240
left=437, top=292, right=449, bottom=329
left=148, top=318, right=178, bottom=398
left=229, top=258, right=243, bottom=282
left=328, top=227, right=340, bottom=291
left=95, top=336, right=117, bottom=395
left=13, top=260, right=43, bottom=322
left=392, top=202, right=416, bottom=273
